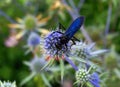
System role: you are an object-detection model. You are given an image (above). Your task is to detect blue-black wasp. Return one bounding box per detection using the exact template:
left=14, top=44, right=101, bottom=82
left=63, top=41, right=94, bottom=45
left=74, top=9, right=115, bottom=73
left=54, top=16, right=84, bottom=50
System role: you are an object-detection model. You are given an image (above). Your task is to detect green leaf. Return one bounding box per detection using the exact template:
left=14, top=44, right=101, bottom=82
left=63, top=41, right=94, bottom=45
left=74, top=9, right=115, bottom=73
left=41, top=73, right=52, bottom=87
left=59, top=11, right=66, bottom=20
left=100, top=71, right=109, bottom=84
left=114, top=68, right=120, bottom=79
left=20, top=72, right=36, bottom=86
left=87, top=82, right=93, bottom=87
left=112, top=0, right=117, bottom=7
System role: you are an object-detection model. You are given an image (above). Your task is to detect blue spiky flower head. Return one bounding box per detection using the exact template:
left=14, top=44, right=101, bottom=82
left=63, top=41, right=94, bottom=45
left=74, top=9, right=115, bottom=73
left=75, top=66, right=100, bottom=87
left=27, top=32, right=41, bottom=47
left=0, top=81, right=16, bottom=87
left=44, top=31, right=72, bottom=59
left=44, top=30, right=78, bottom=71
left=24, top=32, right=41, bottom=54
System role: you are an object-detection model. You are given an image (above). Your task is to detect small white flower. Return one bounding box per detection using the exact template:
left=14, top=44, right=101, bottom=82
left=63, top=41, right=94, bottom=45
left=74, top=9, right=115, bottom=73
left=0, top=81, right=16, bottom=87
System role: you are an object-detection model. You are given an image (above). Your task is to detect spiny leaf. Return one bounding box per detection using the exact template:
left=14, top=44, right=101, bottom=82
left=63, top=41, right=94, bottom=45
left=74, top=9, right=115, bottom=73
left=41, top=73, right=52, bottom=87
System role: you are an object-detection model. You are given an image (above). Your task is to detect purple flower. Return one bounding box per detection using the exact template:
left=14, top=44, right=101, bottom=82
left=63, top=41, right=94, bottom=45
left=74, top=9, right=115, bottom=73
left=44, top=31, right=71, bottom=57
left=27, top=32, right=40, bottom=46
left=44, top=31, right=78, bottom=70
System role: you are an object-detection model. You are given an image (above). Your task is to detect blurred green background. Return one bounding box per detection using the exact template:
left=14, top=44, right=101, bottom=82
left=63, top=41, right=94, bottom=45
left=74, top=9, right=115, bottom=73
left=0, top=0, right=120, bottom=87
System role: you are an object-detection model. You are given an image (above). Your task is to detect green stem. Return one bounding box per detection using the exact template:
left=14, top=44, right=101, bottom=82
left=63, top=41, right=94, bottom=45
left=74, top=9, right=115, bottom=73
left=60, top=59, right=64, bottom=85
left=41, top=73, right=52, bottom=87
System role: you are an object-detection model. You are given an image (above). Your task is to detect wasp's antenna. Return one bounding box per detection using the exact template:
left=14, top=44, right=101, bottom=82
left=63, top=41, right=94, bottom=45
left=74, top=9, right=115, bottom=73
left=59, top=22, right=66, bottom=30
left=57, top=22, right=66, bottom=32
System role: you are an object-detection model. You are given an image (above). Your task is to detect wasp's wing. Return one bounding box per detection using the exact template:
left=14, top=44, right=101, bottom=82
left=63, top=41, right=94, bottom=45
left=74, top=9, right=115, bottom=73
left=59, top=22, right=80, bottom=41
left=64, top=16, right=84, bottom=39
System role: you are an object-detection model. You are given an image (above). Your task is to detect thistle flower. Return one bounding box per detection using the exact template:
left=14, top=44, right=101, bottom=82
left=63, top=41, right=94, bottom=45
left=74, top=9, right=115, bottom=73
left=0, top=81, right=16, bottom=87
left=7, top=14, right=49, bottom=46
left=44, top=31, right=71, bottom=58
left=9, top=14, right=49, bottom=31
left=27, top=32, right=41, bottom=47
left=25, top=56, right=48, bottom=73
left=75, top=66, right=100, bottom=87
left=21, top=56, right=51, bottom=86
left=23, top=32, right=42, bottom=54
left=72, top=41, right=108, bottom=59
left=44, top=31, right=78, bottom=71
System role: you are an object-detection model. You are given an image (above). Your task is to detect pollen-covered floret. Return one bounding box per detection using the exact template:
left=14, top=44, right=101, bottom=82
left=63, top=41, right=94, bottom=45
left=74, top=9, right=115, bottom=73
left=75, top=66, right=100, bottom=87
left=76, top=69, right=91, bottom=83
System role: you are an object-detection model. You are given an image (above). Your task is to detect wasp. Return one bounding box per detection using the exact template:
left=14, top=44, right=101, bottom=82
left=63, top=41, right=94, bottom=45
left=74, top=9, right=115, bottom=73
left=55, top=16, right=84, bottom=50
